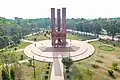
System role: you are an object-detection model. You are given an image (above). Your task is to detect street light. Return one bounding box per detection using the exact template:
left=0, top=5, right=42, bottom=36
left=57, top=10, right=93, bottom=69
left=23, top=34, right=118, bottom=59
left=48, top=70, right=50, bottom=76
left=33, top=56, right=36, bottom=80
left=69, top=42, right=71, bottom=59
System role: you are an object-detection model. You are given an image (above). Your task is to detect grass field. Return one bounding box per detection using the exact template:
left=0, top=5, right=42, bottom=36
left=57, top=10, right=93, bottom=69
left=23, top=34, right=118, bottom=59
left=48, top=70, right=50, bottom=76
left=25, top=33, right=50, bottom=41
left=1, top=31, right=120, bottom=80
left=67, top=33, right=96, bottom=41
left=21, top=62, right=52, bottom=80
left=70, top=41, right=120, bottom=80
left=25, top=32, right=94, bottom=41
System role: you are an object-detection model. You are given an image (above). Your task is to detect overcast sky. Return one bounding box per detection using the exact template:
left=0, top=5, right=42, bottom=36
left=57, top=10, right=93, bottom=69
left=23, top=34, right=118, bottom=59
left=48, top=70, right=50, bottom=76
left=0, top=0, right=120, bottom=19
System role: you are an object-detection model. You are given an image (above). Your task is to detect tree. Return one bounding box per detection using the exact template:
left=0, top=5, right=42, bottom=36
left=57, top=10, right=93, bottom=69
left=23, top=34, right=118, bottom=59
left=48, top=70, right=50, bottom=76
left=112, top=62, right=118, bottom=70
left=0, top=36, right=9, bottom=50
left=12, top=34, right=20, bottom=45
left=103, top=20, right=119, bottom=40
left=62, top=57, right=73, bottom=68
left=108, top=70, right=114, bottom=76
left=0, top=25, right=7, bottom=36
left=28, top=59, right=32, bottom=66
left=10, top=66, right=15, bottom=80
left=93, top=20, right=101, bottom=37
left=1, top=67, right=10, bottom=80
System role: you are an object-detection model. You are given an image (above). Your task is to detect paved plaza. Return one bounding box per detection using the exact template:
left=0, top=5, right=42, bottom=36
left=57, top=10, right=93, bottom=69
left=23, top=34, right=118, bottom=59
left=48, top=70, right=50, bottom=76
left=24, top=39, right=94, bottom=62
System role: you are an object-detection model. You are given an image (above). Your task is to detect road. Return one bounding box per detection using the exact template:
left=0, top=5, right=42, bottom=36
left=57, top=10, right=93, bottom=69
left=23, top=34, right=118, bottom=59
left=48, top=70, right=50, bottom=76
left=67, top=29, right=119, bottom=41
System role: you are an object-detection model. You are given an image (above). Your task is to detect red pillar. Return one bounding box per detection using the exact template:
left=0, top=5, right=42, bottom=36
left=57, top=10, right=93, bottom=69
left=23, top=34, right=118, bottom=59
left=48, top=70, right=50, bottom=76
left=57, top=9, right=61, bottom=32
left=51, top=8, right=66, bottom=48
left=51, top=8, right=55, bottom=31
left=62, top=8, right=66, bottom=33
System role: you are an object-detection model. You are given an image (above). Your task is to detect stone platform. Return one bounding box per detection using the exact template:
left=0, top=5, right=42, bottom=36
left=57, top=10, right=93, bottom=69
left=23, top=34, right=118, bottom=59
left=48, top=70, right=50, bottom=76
left=24, top=39, right=95, bottom=62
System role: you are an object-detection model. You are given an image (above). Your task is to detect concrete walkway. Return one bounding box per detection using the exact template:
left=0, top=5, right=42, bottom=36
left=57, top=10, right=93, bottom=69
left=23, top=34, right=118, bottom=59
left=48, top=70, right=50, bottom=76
left=84, top=38, right=99, bottom=43
left=15, top=49, right=24, bottom=52
left=21, top=39, right=34, bottom=43
left=50, top=56, right=64, bottom=80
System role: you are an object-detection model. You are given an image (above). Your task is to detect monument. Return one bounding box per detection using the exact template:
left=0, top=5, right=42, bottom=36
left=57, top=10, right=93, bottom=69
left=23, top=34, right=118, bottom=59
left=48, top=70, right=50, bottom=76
left=24, top=7, right=95, bottom=80
left=51, top=8, right=66, bottom=48
left=24, top=8, right=95, bottom=62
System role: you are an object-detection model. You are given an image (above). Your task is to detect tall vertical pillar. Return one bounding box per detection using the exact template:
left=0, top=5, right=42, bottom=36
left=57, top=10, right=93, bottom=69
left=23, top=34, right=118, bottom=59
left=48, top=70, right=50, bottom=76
left=51, top=8, right=66, bottom=48
left=51, top=8, right=55, bottom=31
left=57, top=9, right=61, bottom=32
left=57, top=9, right=61, bottom=42
left=62, top=8, right=66, bottom=32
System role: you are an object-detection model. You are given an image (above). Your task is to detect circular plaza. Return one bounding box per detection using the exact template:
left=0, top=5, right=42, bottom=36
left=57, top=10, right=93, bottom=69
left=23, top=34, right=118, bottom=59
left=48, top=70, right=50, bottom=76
left=24, top=39, right=95, bottom=62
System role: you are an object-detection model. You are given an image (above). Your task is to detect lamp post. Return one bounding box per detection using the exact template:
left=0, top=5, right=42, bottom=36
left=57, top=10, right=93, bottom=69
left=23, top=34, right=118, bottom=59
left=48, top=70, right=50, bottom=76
left=69, top=42, right=71, bottom=59
left=33, top=56, right=36, bottom=80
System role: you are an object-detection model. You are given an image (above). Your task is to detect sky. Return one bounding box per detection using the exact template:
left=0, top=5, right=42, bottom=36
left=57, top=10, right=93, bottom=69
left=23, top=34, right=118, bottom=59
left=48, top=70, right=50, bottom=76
left=0, top=0, right=120, bottom=19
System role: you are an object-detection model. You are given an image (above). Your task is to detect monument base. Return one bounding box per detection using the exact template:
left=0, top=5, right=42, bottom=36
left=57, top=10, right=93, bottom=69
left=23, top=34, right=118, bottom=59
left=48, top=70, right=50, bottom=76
left=24, top=39, right=94, bottom=62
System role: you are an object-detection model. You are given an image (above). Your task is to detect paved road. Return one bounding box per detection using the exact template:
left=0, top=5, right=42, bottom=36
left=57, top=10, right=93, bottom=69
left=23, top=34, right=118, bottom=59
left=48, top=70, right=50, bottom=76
left=21, top=39, right=34, bottom=43
left=67, top=29, right=119, bottom=41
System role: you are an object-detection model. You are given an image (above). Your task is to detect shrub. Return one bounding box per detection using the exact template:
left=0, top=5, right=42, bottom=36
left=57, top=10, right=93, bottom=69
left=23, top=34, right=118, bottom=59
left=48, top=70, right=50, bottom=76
left=62, top=57, right=73, bottom=68
left=14, top=48, right=17, bottom=51
left=10, top=67, right=15, bottom=80
left=108, top=70, right=114, bottom=76
left=91, top=64, right=99, bottom=69
left=46, top=71, right=49, bottom=74
left=85, top=68, right=92, bottom=76
left=66, top=69, right=69, bottom=73
left=48, top=63, right=50, bottom=66
left=2, top=67, right=10, bottom=80
left=47, top=67, right=50, bottom=70
left=66, top=75, right=70, bottom=79
left=66, top=66, right=69, bottom=70
left=28, top=59, right=32, bottom=66
left=113, top=43, right=116, bottom=47
left=112, top=62, right=118, bottom=70
left=96, top=60, right=103, bottom=63
left=20, top=55, right=23, bottom=60
left=44, top=76, right=48, bottom=80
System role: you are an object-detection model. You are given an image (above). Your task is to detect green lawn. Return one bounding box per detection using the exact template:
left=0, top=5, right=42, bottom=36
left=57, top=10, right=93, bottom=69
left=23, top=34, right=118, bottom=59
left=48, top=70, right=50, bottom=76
left=25, top=33, right=50, bottom=41
left=25, top=32, right=94, bottom=41
left=0, top=42, right=31, bottom=52
left=99, top=45, right=115, bottom=51
left=67, top=33, right=95, bottom=41
left=67, top=33, right=80, bottom=40
left=17, top=42, right=32, bottom=49
left=20, top=62, right=52, bottom=80
left=0, top=41, right=31, bottom=65
left=70, top=41, right=120, bottom=80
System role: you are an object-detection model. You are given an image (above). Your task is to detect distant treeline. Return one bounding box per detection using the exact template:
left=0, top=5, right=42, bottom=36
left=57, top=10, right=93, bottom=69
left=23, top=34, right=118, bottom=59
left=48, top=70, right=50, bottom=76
left=0, top=17, right=120, bottom=49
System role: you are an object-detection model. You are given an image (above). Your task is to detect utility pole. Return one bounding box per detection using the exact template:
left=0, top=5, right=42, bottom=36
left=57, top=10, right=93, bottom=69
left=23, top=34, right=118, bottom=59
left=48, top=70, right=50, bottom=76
left=33, top=56, right=36, bottom=80
left=69, top=42, right=71, bottom=59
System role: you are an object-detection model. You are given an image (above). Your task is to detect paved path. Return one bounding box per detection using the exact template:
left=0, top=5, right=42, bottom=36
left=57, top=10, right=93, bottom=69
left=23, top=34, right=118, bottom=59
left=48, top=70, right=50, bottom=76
left=50, top=56, right=64, bottom=80
left=15, top=49, right=24, bottom=52
left=84, top=38, right=99, bottom=43
left=67, top=29, right=119, bottom=41
left=21, top=39, right=34, bottom=43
